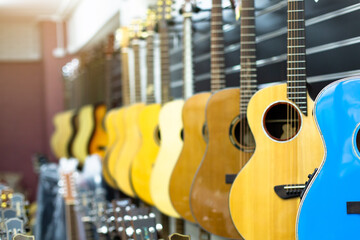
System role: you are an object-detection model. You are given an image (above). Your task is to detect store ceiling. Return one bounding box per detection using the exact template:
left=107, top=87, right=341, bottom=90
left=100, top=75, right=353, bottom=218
left=0, top=0, right=79, bottom=18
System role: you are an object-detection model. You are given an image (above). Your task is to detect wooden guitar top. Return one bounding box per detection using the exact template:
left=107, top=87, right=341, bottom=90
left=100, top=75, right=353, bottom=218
left=102, top=109, right=118, bottom=188
left=190, top=88, right=249, bottom=239
left=89, top=103, right=107, bottom=159
left=229, top=83, right=324, bottom=240
left=107, top=108, right=126, bottom=187
left=114, top=103, right=145, bottom=197
left=169, top=92, right=210, bottom=222
left=131, top=103, right=161, bottom=205
left=150, top=99, right=184, bottom=217
left=72, top=104, right=95, bottom=164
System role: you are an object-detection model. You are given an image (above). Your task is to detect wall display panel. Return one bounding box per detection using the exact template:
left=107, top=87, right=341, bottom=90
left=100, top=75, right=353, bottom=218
left=167, top=0, right=360, bottom=100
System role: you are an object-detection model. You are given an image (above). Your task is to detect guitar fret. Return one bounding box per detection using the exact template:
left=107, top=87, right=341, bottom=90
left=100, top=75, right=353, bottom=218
left=288, top=28, right=305, bottom=31
left=288, top=37, right=305, bottom=40
left=242, top=33, right=255, bottom=36
left=287, top=45, right=305, bottom=48
left=287, top=86, right=306, bottom=89
left=212, top=29, right=224, bottom=33
left=288, top=96, right=307, bottom=99
left=288, top=60, right=305, bottom=63
left=241, top=16, right=255, bottom=20
left=288, top=19, right=304, bottom=22
left=242, top=7, right=255, bottom=10
left=241, top=41, right=256, bottom=44
left=288, top=67, right=306, bottom=70
left=289, top=9, right=304, bottom=12
left=242, top=25, right=255, bottom=28
left=288, top=74, right=306, bottom=76
left=211, top=44, right=225, bottom=48
left=288, top=53, right=305, bottom=56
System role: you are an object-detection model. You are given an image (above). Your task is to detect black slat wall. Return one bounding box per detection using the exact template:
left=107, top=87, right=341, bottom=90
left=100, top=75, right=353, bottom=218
left=168, top=0, right=360, bottom=100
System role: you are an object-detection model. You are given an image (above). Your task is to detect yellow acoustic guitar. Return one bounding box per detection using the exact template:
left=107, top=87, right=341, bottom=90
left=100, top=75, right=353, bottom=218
left=169, top=0, right=211, bottom=223
left=102, top=109, right=119, bottom=188
left=229, top=1, right=324, bottom=239
left=131, top=10, right=161, bottom=205
left=113, top=25, right=145, bottom=197
left=106, top=28, right=131, bottom=189
left=50, top=110, right=77, bottom=159
left=150, top=0, right=182, bottom=218
left=72, top=103, right=107, bottom=166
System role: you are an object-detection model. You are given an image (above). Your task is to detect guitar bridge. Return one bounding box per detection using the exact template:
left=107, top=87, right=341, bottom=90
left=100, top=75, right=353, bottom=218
left=274, top=168, right=318, bottom=200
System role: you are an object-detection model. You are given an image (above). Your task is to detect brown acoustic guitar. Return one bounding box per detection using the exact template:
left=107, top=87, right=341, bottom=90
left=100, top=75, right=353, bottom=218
left=189, top=0, right=255, bottom=238
left=169, top=0, right=211, bottom=223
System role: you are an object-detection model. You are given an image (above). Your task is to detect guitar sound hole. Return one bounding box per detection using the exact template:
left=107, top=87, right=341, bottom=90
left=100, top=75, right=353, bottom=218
left=202, top=123, right=209, bottom=143
left=263, top=102, right=301, bottom=141
left=154, top=126, right=161, bottom=145
left=229, top=115, right=255, bottom=152
left=356, top=127, right=360, bottom=154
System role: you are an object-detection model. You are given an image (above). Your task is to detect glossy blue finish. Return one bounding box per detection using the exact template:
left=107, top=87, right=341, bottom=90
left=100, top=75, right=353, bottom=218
left=297, top=76, right=360, bottom=240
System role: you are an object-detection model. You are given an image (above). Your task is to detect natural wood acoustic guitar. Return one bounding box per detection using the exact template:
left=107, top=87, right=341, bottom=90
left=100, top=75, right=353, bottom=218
left=150, top=0, right=183, bottom=218
left=50, top=110, right=77, bottom=159
left=169, top=0, right=211, bottom=223
left=229, top=0, right=324, bottom=239
left=113, top=25, right=145, bottom=197
left=72, top=103, right=107, bottom=166
left=189, top=0, right=253, bottom=238
left=102, top=109, right=119, bottom=188
left=131, top=10, right=162, bottom=206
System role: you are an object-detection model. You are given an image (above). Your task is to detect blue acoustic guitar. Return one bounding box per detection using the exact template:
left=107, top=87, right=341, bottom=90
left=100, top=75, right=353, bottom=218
left=297, top=76, right=360, bottom=240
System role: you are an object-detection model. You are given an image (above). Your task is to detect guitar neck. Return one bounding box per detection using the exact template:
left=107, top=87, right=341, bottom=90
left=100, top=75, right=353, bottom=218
left=133, top=39, right=142, bottom=103
left=66, top=203, right=79, bottom=240
left=146, top=33, right=156, bottom=104
left=240, top=0, right=257, bottom=115
left=159, top=20, right=171, bottom=103
left=287, top=0, right=307, bottom=115
left=210, top=0, right=226, bottom=92
left=183, top=4, right=194, bottom=99
left=121, top=47, right=131, bottom=106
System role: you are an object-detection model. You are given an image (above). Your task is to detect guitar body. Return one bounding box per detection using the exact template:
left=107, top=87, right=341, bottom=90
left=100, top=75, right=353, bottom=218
left=107, top=108, right=126, bottom=185
left=190, top=88, right=249, bottom=238
left=169, top=92, right=210, bottom=222
left=50, top=110, right=77, bottom=158
left=229, top=83, right=324, bottom=240
left=297, top=77, right=360, bottom=240
left=50, top=112, right=63, bottom=158
left=89, top=104, right=108, bottom=158
left=72, top=105, right=95, bottom=164
left=150, top=99, right=184, bottom=217
left=131, top=103, right=161, bottom=205
left=102, top=109, right=118, bottom=188
left=72, top=104, right=107, bottom=165
left=114, top=103, right=145, bottom=197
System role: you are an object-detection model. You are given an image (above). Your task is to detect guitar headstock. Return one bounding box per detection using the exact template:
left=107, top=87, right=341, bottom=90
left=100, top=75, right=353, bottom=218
left=1, top=188, right=13, bottom=208
left=10, top=193, right=28, bottom=223
left=5, top=218, right=24, bottom=240
left=59, top=158, right=78, bottom=204
left=181, top=0, right=195, bottom=16
left=129, top=18, right=147, bottom=41
left=116, top=27, right=131, bottom=49
left=146, top=7, right=157, bottom=33
left=157, top=0, right=174, bottom=23
left=133, top=213, right=159, bottom=240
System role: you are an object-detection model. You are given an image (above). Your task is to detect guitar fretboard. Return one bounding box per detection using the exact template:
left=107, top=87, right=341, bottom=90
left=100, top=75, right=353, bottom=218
left=183, top=5, right=194, bottom=99
left=210, top=0, right=226, bottom=92
left=133, top=39, right=142, bottom=103
left=121, top=47, right=131, bottom=106
left=287, top=0, right=307, bottom=115
left=240, top=0, right=257, bottom=115
left=146, top=33, right=156, bottom=104
left=159, top=21, right=171, bottom=103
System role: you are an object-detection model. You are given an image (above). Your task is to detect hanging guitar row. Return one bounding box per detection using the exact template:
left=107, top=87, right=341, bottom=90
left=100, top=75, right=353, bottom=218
left=51, top=0, right=360, bottom=239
